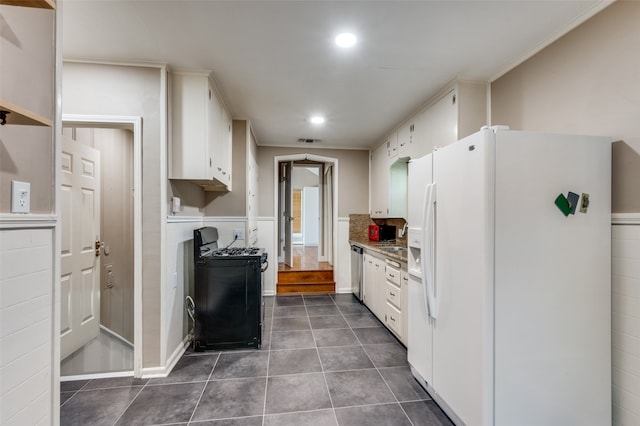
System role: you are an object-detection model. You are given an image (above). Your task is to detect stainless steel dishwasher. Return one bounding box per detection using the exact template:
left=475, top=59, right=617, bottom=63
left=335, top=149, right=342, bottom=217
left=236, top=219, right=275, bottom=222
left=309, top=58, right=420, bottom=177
left=350, top=244, right=364, bottom=301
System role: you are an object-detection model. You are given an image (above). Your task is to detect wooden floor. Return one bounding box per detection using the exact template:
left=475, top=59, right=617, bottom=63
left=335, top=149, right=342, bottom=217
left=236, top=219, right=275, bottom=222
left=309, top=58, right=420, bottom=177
left=278, top=245, right=332, bottom=271
left=277, top=245, right=334, bottom=294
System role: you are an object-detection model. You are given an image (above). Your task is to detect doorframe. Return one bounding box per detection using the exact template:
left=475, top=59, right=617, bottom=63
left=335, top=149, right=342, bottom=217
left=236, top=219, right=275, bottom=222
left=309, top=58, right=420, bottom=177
left=61, top=114, right=143, bottom=378
left=273, top=154, right=339, bottom=272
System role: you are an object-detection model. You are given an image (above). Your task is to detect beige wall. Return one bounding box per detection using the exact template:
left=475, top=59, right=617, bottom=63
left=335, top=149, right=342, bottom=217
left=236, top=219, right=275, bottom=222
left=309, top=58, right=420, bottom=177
left=257, top=146, right=369, bottom=217
left=0, top=6, right=55, bottom=213
left=62, top=62, right=164, bottom=368
left=491, top=1, right=640, bottom=213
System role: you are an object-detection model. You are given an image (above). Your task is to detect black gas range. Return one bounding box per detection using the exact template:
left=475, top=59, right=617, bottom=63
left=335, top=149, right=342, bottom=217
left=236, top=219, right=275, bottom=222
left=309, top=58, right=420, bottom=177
left=192, top=227, right=267, bottom=351
left=202, top=246, right=268, bottom=265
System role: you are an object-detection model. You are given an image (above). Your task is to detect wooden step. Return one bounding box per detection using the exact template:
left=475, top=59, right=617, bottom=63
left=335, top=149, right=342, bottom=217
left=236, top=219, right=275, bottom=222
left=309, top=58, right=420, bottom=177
left=277, top=269, right=335, bottom=294
left=277, top=282, right=335, bottom=294
left=277, top=269, right=333, bottom=284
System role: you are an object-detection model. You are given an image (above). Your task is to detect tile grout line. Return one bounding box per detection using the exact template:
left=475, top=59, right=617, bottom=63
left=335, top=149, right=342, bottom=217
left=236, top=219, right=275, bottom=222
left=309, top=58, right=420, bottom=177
left=261, top=295, right=276, bottom=426
left=306, top=294, right=341, bottom=426
left=110, top=379, right=148, bottom=426
left=336, top=296, right=415, bottom=424
left=375, top=359, right=415, bottom=426
left=186, top=352, right=221, bottom=424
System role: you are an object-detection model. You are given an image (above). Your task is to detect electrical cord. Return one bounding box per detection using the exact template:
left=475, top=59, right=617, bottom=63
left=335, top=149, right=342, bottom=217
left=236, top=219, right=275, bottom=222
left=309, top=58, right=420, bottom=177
left=224, top=234, right=238, bottom=249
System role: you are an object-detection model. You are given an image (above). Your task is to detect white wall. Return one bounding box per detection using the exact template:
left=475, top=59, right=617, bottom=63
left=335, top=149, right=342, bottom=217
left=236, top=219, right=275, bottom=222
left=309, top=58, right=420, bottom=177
left=0, top=228, right=54, bottom=425
left=612, top=220, right=640, bottom=426
left=336, top=217, right=351, bottom=293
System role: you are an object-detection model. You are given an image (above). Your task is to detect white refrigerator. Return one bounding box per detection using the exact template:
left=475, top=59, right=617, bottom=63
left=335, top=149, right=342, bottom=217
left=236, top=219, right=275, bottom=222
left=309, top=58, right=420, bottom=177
left=407, top=127, right=611, bottom=426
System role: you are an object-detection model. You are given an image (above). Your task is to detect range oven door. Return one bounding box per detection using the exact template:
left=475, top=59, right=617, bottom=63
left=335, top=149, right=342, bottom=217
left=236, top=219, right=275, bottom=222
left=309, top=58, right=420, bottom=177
left=193, top=257, right=262, bottom=351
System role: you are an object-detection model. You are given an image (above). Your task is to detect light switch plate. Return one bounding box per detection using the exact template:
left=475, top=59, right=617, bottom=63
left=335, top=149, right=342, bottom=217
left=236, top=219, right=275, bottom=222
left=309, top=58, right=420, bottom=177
left=171, top=197, right=181, bottom=214
left=11, top=181, right=30, bottom=213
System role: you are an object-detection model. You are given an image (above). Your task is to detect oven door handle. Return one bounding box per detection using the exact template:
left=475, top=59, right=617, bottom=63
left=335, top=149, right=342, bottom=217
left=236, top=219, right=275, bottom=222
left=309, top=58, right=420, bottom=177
left=260, top=260, right=269, bottom=273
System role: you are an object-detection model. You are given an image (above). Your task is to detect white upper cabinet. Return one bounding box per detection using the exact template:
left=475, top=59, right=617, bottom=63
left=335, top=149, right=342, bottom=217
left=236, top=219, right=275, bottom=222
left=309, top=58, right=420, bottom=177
left=415, top=80, right=488, bottom=158
left=368, top=80, right=487, bottom=219
left=397, top=120, right=415, bottom=155
left=370, top=142, right=390, bottom=218
left=170, top=71, right=232, bottom=191
left=386, top=131, right=398, bottom=159
left=220, top=107, right=233, bottom=189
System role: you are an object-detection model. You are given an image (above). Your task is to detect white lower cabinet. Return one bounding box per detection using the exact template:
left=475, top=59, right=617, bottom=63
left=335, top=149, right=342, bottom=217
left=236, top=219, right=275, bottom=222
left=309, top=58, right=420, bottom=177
left=363, top=251, right=385, bottom=320
left=363, top=250, right=408, bottom=345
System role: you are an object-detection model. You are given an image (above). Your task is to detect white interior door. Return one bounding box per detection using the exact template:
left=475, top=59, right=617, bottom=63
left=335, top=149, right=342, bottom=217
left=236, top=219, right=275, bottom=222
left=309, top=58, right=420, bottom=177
left=60, top=135, right=101, bottom=360
left=280, top=161, right=293, bottom=267
left=323, top=165, right=333, bottom=264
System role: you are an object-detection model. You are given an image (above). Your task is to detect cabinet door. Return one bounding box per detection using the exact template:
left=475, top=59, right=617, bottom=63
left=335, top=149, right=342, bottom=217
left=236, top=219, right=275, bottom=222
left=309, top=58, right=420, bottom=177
left=386, top=131, right=398, bottom=159
left=170, top=73, right=209, bottom=179
left=207, top=79, right=223, bottom=181
left=398, top=121, right=416, bottom=155
left=371, top=256, right=386, bottom=320
left=363, top=253, right=374, bottom=306
left=370, top=143, right=389, bottom=218
left=401, top=270, right=409, bottom=345
left=423, top=89, right=458, bottom=150
left=221, top=107, right=233, bottom=187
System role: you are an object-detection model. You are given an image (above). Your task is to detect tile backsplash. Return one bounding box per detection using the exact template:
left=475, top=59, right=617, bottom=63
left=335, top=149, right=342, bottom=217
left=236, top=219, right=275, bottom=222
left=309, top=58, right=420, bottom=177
left=349, top=214, right=407, bottom=246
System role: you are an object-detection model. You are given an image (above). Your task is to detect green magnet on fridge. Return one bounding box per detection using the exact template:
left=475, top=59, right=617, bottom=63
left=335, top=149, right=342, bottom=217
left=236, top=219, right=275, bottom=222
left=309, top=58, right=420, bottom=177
left=554, top=194, right=571, bottom=217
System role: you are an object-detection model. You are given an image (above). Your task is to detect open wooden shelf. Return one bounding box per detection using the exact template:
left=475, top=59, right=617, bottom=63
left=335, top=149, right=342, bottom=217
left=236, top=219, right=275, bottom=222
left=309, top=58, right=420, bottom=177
left=0, top=0, right=55, bottom=9
left=0, top=99, right=53, bottom=127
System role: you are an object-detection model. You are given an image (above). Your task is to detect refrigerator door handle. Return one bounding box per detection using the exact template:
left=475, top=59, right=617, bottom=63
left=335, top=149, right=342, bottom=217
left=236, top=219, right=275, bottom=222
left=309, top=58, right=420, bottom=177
left=421, top=182, right=438, bottom=319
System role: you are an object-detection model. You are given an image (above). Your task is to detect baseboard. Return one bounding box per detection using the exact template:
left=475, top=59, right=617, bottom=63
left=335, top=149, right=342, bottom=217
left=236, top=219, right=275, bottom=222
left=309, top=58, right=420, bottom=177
left=263, top=290, right=276, bottom=296
left=141, top=366, right=168, bottom=379
left=142, top=336, right=190, bottom=379
left=61, top=370, right=133, bottom=382
left=100, top=325, right=133, bottom=347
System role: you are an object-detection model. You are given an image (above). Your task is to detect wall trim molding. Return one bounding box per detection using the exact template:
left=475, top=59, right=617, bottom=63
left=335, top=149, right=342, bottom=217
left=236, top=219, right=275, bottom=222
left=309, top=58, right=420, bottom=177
left=167, top=216, right=203, bottom=223
left=612, top=213, right=640, bottom=225
left=204, top=216, right=248, bottom=222
left=166, top=216, right=250, bottom=223
left=0, top=214, right=57, bottom=229
left=60, top=370, right=133, bottom=382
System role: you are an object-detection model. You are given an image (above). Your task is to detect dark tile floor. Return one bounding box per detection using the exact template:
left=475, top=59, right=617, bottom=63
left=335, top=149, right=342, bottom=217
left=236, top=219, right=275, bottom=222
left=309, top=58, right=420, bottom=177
left=60, top=294, right=453, bottom=426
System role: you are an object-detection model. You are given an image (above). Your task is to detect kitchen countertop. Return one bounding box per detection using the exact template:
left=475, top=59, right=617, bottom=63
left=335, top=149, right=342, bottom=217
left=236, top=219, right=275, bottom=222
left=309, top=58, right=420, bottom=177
left=349, top=239, right=408, bottom=263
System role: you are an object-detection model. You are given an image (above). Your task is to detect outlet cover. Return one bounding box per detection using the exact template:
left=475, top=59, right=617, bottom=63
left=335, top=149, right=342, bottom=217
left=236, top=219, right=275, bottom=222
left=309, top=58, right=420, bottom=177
left=233, top=228, right=245, bottom=240
left=11, top=181, right=30, bottom=213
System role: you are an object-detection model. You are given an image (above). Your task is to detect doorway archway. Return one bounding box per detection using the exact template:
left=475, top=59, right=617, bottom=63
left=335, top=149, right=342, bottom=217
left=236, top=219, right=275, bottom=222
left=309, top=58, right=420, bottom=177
left=273, top=154, right=339, bottom=294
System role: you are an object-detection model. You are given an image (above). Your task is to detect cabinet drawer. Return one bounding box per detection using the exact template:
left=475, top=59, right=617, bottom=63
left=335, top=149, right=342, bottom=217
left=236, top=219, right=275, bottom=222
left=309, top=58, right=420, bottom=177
left=385, top=266, right=400, bottom=285
left=385, top=302, right=402, bottom=336
left=385, top=282, right=401, bottom=309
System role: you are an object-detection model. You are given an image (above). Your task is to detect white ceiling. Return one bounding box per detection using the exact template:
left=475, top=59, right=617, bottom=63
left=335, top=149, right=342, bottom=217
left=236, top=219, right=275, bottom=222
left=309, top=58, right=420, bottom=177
left=62, top=0, right=611, bottom=150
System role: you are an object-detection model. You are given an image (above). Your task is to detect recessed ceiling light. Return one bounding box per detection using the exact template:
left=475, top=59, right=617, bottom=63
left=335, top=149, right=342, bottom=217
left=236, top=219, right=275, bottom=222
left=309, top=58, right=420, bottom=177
left=310, top=116, right=326, bottom=124
left=335, top=32, right=357, bottom=48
